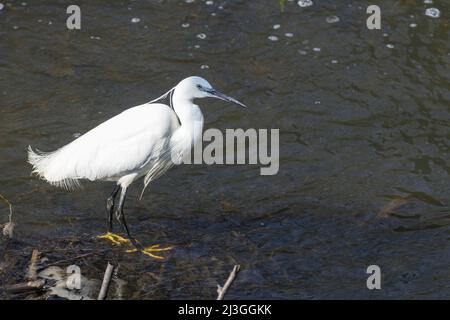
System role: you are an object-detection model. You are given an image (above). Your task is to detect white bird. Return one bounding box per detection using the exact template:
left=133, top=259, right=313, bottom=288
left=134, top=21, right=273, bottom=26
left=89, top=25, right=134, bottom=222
left=28, top=76, right=246, bottom=258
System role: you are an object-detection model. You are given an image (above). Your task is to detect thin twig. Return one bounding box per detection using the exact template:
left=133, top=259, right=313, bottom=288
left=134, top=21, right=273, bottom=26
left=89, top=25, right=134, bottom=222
left=98, top=262, right=117, bottom=300
left=41, top=252, right=95, bottom=268
left=217, top=264, right=240, bottom=300
left=27, top=249, right=41, bottom=280
left=4, top=279, right=46, bottom=293
left=0, top=193, right=15, bottom=238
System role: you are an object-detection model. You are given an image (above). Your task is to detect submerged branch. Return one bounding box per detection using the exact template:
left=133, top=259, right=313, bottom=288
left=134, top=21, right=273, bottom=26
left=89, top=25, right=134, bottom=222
left=0, top=192, right=15, bottom=238
left=98, top=262, right=117, bottom=300
left=217, top=264, right=240, bottom=300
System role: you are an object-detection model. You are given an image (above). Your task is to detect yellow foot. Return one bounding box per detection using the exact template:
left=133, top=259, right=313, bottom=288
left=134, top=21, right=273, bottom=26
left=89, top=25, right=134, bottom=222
left=126, top=244, right=173, bottom=260
left=97, top=232, right=131, bottom=245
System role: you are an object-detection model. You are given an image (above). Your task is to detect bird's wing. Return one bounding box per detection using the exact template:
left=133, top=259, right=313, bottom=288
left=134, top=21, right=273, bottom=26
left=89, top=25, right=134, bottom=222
left=140, top=134, right=186, bottom=198
left=29, top=103, right=180, bottom=188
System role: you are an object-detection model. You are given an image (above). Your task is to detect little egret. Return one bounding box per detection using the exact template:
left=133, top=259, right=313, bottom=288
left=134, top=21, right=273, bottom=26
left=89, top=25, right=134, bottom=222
left=28, top=76, right=246, bottom=258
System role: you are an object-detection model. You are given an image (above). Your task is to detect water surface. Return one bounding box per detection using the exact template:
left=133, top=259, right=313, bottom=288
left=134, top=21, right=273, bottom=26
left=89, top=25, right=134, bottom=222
left=0, top=0, right=449, bottom=299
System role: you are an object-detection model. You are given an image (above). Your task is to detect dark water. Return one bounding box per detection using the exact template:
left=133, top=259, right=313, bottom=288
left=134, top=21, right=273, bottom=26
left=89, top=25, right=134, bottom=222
left=0, top=0, right=449, bottom=299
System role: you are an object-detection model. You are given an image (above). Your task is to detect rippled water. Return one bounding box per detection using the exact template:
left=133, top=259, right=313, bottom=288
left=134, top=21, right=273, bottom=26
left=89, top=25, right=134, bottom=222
left=0, top=0, right=449, bottom=299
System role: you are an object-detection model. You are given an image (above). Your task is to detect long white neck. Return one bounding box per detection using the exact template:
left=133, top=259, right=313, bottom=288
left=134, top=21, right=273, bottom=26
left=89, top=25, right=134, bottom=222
left=172, top=87, right=204, bottom=151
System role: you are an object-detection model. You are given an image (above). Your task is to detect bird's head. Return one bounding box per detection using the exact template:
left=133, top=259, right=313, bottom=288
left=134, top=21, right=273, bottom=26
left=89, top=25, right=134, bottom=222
left=177, top=76, right=246, bottom=108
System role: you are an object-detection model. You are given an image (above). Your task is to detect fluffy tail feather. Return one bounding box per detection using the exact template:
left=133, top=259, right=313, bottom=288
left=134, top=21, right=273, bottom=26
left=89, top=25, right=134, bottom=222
left=27, top=145, right=81, bottom=190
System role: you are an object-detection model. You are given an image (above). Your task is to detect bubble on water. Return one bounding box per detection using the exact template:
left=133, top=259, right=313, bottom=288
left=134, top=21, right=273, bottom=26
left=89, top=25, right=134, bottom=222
left=298, top=50, right=307, bottom=55
left=218, top=5, right=223, bottom=10
left=331, top=59, right=338, bottom=64
left=131, top=17, right=140, bottom=23
left=211, top=12, right=216, bottom=16
left=409, top=23, right=417, bottom=28
left=326, top=15, right=340, bottom=23
left=0, top=3, right=4, bottom=10
left=425, top=8, right=440, bottom=18
left=185, top=0, right=194, bottom=3
left=21, top=2, right=26, bottom=6
left=90, top=35, right=101, bottom=40
left=298, top=0, right=313, bottom=7
left=273, top=24, right=280, bottom=30
left=73, top=133, right=81, bottom=138
left=197, top=33, right=206, bottom=39
left=313, top=47, right=321, bottom=52
left=206, top=0, right=214, bottom=5
left=382, top=33, right=388, bottom=37
left=200, top=64, right=209, bottom=69
left=423, top=0, right=433, bottom=4
left=285, top=32, right=294, bottom=37
left=268, top=35, right=279, bottom=41
left=386, top=43, right=394, bottom=49
left=13, top=25, right=18, bottom=29
left=181, top=23, right=190, bottom=28
left=194, top=44, right=200, bottom=49
left=314, top=100, right=321, bottom=105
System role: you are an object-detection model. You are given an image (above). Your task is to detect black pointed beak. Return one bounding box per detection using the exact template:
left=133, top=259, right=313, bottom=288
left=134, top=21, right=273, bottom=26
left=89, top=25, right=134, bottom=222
left=206, top=89, right=247, bottom=109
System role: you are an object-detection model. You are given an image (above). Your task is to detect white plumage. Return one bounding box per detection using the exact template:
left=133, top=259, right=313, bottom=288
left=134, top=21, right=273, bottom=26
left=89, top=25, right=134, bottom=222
left=28, top=103, right=180, bottom=191
left=28, top=76, right=245, bottom=195
left=27, top=76, right=245, bottom=251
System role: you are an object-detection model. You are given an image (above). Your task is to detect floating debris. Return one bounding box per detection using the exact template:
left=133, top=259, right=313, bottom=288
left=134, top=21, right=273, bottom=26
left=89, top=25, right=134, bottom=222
left=313, top=47, right=321, bottom=52
left=423, top=0, right=433, bottom=4
left=331, top=59, right=338, bottom=64
left=268, top=35, right=279, bottom=41
left=194, top=44, right=200, bottom=49
left=298, top=0, right=313, bottom=7
left=197, top=33, right=206, bottom=39
left=386, top=43, right=394, bottom=49
left=378, top=197, right=409, bottom=218
left=285, top=32, right=294, bottom=37
left=131, top=17, right=140, bottom=23
left=425, top=8, right=440, bottom=18
left=200, top=64, right=210, bottom=69
left=206, top=0, right=214, bottom=5
left=273, top=24, right=281, bottom=30
left=326, top=15, right=340, bottom=23
left=409, top=23, right=417, bottom=28
left=181, top=23, right=190, bottom=28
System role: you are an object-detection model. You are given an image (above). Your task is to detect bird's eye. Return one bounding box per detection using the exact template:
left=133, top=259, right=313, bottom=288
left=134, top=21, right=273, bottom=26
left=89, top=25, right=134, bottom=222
left=196, top=84, right=202, bottom=90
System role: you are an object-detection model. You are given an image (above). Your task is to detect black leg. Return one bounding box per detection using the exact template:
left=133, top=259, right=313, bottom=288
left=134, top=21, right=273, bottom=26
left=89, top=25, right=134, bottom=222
left=115, top=187, right=143, bottom=250
left=106, top=185, right=120, bottom=233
